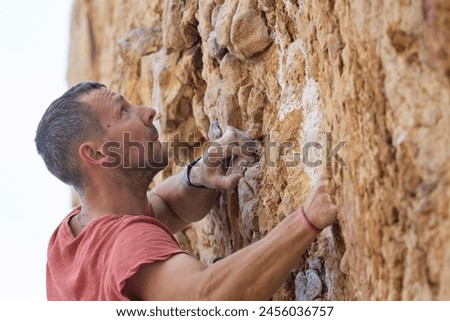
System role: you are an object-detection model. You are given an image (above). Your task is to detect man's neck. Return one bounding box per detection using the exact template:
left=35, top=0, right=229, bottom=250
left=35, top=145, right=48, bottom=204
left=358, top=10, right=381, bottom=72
left=79, top=175, right=151, bottom=221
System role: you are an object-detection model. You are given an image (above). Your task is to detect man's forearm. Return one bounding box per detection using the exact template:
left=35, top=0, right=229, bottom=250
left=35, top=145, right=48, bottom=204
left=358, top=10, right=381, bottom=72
left=151, top=170, right=217, bottom=224
left=191, top=211, right=318, bottom=300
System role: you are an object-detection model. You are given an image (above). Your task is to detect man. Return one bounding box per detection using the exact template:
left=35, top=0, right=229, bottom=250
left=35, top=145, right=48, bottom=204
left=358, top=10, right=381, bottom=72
left=35, top=81, right=338, bottom=300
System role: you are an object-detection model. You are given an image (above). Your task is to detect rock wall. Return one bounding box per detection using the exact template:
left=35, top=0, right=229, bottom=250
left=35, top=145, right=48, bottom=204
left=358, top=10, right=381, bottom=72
left=67, top=0, right=450, bottom=300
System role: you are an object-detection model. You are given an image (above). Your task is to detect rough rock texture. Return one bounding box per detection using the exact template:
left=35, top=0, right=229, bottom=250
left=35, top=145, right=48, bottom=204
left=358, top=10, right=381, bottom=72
left=68, top=0, right=450, bottom=300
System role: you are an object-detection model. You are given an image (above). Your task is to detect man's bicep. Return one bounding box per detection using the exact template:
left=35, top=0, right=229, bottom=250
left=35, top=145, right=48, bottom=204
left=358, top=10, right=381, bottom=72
left=129, top=253, right=207, bottom=300
left=147, top=192, right=187, bottom=234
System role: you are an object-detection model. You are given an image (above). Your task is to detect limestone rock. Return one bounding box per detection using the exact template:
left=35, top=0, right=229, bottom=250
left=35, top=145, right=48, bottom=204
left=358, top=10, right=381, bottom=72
left=162, top=0, right=199, bottom=52
left=215, top=0, right=272, bottom=60
left=119, top=26, right=162, bottom=64
left=421, top=0, right=450, bottom=81
left=295, top=269, right=323, bottom=301
left=68, top=0, right=450, bottom=300
left=207, top=31, right=227, bottom=60
left=230, top=0, right=273, bottom=59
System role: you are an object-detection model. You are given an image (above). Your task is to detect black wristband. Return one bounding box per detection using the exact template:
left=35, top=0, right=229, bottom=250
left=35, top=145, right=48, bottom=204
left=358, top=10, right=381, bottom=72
left=185, top=157, right=207, bottom=188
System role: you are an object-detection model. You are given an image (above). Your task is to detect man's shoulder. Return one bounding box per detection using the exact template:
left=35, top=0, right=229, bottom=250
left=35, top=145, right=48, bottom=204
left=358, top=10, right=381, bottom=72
left=76, top=213, right=178, bottom=246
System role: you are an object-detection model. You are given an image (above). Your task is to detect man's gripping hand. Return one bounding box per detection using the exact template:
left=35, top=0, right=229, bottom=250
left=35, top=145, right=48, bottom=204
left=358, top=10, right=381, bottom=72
left=302, top=174, right=338, bottom=230
left=188, top=126, right=259, bottom=190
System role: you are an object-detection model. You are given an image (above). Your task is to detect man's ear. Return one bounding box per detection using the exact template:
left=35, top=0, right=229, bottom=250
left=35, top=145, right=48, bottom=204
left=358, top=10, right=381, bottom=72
left=79, top=142, right=106, bottom=166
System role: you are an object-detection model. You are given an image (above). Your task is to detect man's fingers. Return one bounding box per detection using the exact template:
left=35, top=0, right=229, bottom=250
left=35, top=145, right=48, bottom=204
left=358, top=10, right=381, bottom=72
left=226, top=143, right=256, bottom=162
left=205, top=142, right=257, bottom=162
left=314, top=173, right=334, bottom=194
left=211, top=173, right=243, bottom=190
left=315, top=179, right=328, bottom=193
left=330, top=204, right=339, bottom=215
left=205, top=126, right=261, bottom=165
left=217, top=126, right=252, bottom=146
left=227, top=173, right=244, bottom=189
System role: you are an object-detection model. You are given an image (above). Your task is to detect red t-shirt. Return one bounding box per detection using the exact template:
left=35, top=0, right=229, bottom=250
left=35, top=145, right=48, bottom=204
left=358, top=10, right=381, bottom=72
left=46, top=206, right=185, bottom=300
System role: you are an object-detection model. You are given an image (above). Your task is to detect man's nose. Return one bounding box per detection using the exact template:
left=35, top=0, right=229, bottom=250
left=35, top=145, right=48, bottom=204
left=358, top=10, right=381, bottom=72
left=141, top=107, right=156, bottom=127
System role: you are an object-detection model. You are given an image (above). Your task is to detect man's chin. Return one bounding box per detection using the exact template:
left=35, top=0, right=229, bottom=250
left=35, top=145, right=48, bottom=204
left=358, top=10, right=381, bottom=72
left=146, top=150, right=169, bottom=172
left=146, top=160, right=168, bottom=172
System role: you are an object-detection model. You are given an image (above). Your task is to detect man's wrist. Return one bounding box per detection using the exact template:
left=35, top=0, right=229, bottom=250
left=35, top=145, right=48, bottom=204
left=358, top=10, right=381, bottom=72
left=185, top=158, right=207, bottom=188
left=298, top=205, right=322, bottom=233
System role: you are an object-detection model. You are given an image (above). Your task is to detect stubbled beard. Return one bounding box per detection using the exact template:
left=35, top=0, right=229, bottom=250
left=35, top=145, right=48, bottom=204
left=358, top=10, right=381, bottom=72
left=121, top=142, right=168, bottom=180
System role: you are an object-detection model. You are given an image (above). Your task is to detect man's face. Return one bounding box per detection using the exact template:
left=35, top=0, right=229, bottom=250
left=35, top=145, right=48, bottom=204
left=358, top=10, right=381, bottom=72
left=79, top=88, right=167, bottom=173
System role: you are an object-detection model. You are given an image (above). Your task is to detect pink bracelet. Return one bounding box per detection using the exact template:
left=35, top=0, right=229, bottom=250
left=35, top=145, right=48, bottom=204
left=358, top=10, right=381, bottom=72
left=298, top=205, right=322, bottom=233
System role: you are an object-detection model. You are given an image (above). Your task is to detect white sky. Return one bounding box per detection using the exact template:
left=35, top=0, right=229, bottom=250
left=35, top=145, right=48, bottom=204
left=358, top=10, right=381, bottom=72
left=0, top=0, right=73, bottom=299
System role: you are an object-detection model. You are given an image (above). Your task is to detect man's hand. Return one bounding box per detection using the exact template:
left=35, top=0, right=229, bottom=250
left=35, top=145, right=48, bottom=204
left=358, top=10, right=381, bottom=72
left=150, top=126, right=259, bottom=232
left=302, top=174, right=338, bottom=230
left=189, top=126, right=259, bottom=190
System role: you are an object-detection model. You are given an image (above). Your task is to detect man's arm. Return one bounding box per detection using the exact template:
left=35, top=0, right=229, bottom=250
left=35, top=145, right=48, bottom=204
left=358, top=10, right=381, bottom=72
left=148, top=127, right=257, bottom=233
left=148, top=170, right=218, bottom=233
left=128, top=176, right=338, bottom=300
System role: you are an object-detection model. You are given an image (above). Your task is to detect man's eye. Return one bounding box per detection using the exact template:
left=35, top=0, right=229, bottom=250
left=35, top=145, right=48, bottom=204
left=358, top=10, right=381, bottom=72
left=121, top=106, right=128, bottom=115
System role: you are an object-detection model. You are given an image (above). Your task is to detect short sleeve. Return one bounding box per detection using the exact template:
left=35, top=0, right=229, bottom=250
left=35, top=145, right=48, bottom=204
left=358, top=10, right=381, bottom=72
left=104, top=216, right=185, bottom=299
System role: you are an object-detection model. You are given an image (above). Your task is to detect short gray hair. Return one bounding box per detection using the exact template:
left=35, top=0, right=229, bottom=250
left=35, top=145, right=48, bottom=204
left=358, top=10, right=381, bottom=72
left=35, top=81, right=106, bottom=194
